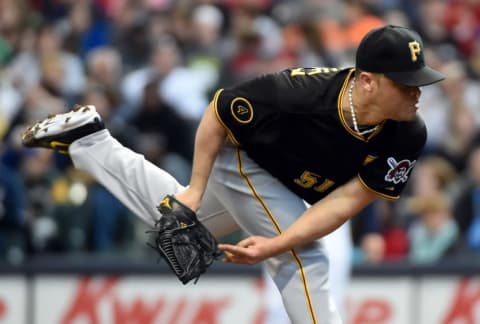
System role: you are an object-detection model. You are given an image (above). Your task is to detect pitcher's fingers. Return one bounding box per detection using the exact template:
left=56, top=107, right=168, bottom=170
left=223, top=251, right=235, bottom=262
left=218, top=243, right=246, bottom=255
left=218, top=243, right=234, bottom=251
left=221, top=249, right=248, bottom=263
left=237, top=237, right=255, bottom=247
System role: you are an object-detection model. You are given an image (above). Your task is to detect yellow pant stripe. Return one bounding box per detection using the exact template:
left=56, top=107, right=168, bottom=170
left=235, top=147, right=318, bottom=324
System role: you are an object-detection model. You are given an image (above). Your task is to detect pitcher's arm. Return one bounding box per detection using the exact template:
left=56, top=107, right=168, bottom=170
left=220, top=177, right=378, bottom=263
left=175, top=102, right=227, bottom=211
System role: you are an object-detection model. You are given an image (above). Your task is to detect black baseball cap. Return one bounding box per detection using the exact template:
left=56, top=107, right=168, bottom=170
left=355, top=25, right=445, bottom=87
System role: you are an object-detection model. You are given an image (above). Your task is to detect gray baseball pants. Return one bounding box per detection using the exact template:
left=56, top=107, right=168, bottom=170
left=69, top=129, right=342, bottom=324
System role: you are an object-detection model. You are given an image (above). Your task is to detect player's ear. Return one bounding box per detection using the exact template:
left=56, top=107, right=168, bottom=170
left=357, top=71, right=377, bottom=92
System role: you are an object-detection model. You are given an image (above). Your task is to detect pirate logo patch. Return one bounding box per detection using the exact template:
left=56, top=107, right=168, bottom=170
left=230, top=97, right=254, bottom=124
left=384, top=157, right=416, bottom=184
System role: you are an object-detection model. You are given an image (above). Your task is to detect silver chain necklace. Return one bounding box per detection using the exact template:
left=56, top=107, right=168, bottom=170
left=347, top=78, right=379, bottom=136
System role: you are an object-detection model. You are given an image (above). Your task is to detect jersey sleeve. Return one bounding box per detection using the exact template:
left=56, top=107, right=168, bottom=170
left=357, top=118, right=427, bottom=200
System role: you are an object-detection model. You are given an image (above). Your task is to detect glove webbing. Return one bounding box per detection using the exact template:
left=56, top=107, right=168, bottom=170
left=147, top=220, right=204, bottom=284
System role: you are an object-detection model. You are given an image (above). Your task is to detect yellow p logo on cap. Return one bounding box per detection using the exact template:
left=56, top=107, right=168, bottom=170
left=408, top=41, right=421, bottom=62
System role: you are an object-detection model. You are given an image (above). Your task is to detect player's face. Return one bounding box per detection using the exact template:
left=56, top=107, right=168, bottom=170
left=377, top=76, right=421, bottom=121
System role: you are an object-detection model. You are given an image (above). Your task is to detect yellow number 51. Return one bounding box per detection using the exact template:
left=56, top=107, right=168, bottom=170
left=294, top=171, right=335, bottom=192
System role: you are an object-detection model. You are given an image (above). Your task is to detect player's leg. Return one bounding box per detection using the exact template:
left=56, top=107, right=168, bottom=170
left=21, top=105, right=240, bottom=237
left=262, top=222, right=352, bottom=324
left=69, top=129, right=184, bottom=227
left=197, top=188, right=241, bottom=238
left=208, top=144, right=342, bottom=324
left=21, top=105, right=184, bottom=227
left=263, top=268, right=292, bottom=324
left=323, top=221, right=353, bottom=321
left=72, top=131, right=240, bottom=235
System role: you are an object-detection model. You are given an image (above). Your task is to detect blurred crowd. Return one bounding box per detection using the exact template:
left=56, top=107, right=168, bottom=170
left=1, top=0, right=480, bottom=267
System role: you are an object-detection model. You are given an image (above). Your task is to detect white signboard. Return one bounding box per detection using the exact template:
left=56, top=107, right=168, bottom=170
left=33, top=275, right=266, bottom=324
left=0, top=276, right=27, bottom=324
left=0, top=273, right=476, bottom=323
left=418, top=276, right=480, bottom=324
left=346, top=277, right=413, bottom=324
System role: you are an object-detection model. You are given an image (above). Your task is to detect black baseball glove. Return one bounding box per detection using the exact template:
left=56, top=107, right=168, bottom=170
left=147, top=195, right=223, bottom=284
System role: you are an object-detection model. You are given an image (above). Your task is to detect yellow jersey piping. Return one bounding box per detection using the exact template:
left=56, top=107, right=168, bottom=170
left=337, top=69, right=385, bottom=142
left=357, top=174, right=399, bottom=200
left=212, top=88, right=240, bottom=146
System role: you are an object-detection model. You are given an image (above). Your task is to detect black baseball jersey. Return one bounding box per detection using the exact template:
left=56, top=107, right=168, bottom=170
left=213, top=67, right=426, bottom=205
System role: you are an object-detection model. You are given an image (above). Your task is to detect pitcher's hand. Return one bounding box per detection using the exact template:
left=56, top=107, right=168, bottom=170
left=218, top=236, right=281, bottom=265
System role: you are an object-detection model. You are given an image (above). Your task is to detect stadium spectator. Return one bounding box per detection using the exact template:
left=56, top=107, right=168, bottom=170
left=2, top=0, right=480, bottom=271
left=0, top=142, right=27, bottom=263
left=120, top=35, right=208, bottom=122
left=407, top=193, right=459, bottom=263
left=453, top=144, right=480, bottom=252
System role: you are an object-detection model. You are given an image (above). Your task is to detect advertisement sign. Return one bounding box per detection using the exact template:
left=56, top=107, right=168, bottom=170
left=346, top=278, right=413, bottom=324
left=0, top=273, right=477, bottom=323
left=33, top=275, right=265, bottom=324
left=418, top=277, right=480, bottom=324
left=0, top=277, right=27, bottom=324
